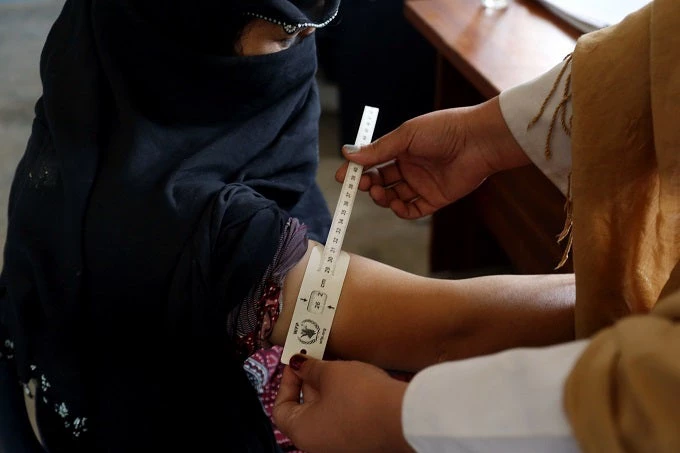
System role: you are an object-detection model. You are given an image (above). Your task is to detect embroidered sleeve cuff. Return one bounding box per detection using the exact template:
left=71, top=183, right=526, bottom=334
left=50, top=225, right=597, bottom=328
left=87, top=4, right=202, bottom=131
left=402, top=341, right=588, bottom=453
left=499, top=59, right=573, bottom=196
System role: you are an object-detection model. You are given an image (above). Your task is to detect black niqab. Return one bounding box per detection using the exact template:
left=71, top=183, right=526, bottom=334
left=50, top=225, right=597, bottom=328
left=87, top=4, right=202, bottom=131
left=0, top=0, right=339, bottom=451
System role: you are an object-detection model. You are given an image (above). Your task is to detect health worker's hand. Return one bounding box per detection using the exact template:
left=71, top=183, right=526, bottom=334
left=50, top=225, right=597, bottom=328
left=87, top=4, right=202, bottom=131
left=273, top=355, right=413, bottom=453
left=336, top=97, right=529, bottom=219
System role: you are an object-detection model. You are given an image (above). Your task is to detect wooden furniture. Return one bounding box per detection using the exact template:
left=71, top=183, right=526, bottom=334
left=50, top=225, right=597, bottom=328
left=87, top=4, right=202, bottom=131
left=404, top=0, right=581, bottom=275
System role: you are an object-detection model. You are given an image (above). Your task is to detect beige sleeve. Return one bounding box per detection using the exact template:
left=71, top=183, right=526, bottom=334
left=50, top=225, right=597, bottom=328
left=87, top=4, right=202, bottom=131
left=563, top=285, right=680, bottom=453
left=563, top=0, right=680, bottom=447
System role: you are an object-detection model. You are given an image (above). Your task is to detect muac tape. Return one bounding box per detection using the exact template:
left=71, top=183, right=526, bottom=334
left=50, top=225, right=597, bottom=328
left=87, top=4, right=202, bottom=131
left=281, top=106, right=379, bottom=364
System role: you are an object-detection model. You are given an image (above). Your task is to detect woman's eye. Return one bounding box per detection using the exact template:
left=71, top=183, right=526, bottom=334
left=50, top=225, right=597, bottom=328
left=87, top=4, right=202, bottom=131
left=278, top=37, right=297, bottom=48
left=279, top=33, right=305, bottom=48
left=275, top=26, right=314, bottom=49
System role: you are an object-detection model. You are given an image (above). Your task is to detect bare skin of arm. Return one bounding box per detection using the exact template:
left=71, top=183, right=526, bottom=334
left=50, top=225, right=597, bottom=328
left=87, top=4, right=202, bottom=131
left=268, top=92, right=571, bottom=371
left=271, top=240, right=575, bottom=372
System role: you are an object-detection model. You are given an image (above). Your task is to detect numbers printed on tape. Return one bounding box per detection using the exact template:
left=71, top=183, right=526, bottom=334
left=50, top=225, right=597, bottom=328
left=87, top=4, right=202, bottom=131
left=320, top=106, right=379, bottom=276
left=281, top=106, right=379, bottom=364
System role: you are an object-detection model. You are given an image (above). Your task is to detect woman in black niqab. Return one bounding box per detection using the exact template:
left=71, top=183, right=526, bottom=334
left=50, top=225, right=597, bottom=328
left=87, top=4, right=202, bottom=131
left=0, top=0, right=339, bottom=451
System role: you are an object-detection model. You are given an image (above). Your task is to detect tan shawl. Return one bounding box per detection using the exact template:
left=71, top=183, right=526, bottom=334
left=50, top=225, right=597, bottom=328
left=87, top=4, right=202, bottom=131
left=563, top=0, right=680, bottom=451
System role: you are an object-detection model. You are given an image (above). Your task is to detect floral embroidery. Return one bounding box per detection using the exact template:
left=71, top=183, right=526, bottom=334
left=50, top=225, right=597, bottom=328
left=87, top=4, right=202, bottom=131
left=34, top=371, right=88, bottom=437
left=41, top=374, right=51, bottom=391
left=1, top=338, right=14, bottom=360
left=2, top=338, right=89, bottom=437
left=56, top=402, right=69, bottom=418
left=72, top=417, right=87, bottom=438
left=9, top=358, right=90, bottom=440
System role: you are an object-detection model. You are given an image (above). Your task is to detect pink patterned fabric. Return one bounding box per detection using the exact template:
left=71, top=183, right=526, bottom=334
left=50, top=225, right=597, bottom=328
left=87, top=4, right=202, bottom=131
left=233, top=218, right=414, bottom=452
left=231, top=218, right=308, bottom=451
left=245, top=346, right=303, bottom=452
left=244, top=347, right=414, bottom=452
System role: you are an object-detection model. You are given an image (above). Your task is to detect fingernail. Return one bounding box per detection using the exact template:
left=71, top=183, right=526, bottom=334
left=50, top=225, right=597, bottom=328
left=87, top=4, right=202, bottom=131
left=289, top=354, right=307, bottom=371
left=343, top=144, right=360, bottom=154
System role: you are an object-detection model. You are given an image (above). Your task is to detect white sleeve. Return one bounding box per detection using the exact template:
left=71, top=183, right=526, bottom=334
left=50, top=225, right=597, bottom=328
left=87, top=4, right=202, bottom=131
left=402, top=340, right=589, bottom=453
left=499, top=60, right=573, bottom=195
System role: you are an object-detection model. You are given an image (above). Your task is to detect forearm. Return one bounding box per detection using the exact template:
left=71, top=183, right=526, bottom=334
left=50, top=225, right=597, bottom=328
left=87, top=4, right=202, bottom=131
left=272, top=241, right=575, bottom=372
left=436, top=273, right=575, bottom=362
left=331, top=265, right=576, bottom=371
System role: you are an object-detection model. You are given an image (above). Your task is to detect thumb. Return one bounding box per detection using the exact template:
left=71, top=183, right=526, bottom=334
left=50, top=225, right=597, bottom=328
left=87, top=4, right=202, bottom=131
left=272, top=355, right=324, bottom=432
left=272, top=365, right=304, bottom=432
left=342, top=124, right=411, bottom=167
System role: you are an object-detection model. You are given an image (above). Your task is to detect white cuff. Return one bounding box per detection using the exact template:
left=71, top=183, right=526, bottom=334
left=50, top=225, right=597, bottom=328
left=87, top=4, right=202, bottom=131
left=499, top=60, right=573, bottom=196
left=402, top=340, right=588, bottom=453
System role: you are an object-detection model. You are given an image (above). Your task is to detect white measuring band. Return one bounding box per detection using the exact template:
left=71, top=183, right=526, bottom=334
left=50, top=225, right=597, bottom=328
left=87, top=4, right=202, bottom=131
left=280, top=244, right=349, bottom=363
left=281, top=106, right=379, bottom=364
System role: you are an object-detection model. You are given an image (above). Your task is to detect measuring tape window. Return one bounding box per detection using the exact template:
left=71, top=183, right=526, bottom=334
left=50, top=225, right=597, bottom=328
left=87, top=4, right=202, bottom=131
left=281, top=106, right=379, bottom=364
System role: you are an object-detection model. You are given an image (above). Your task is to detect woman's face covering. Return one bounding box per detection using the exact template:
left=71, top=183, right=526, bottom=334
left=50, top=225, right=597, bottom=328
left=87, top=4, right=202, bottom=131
left=238, top=19, right=315, bottom=55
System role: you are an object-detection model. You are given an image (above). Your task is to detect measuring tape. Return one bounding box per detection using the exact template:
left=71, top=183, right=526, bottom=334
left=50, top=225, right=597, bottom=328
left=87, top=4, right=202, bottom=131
left=281, top=106, right=379, bottom=364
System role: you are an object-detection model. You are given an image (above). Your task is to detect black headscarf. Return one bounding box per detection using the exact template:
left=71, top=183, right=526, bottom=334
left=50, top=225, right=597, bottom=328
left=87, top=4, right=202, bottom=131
left=0, top=0, right=339, bottom=451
